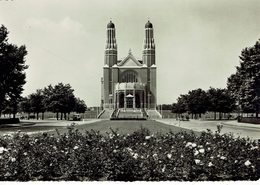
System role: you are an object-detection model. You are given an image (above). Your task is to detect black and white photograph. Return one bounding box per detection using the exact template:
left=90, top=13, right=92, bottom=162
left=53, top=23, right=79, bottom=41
left=0, top=0, right=259, bottom=183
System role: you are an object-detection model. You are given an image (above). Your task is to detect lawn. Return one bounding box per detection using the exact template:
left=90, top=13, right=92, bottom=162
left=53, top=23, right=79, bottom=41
left=55, top=120, right=199, bottom=136
left=0, top=119, right=198, bottom=137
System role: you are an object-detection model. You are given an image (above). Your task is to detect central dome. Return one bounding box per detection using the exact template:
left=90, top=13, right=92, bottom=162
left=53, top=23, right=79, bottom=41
left=107, top=21, right=115, bottom=28
left=145, top=20, right=153, bottom=28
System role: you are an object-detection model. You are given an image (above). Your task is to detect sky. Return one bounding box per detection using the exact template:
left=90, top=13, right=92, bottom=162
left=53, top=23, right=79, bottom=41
left=0, top=0, right=260, bottom=107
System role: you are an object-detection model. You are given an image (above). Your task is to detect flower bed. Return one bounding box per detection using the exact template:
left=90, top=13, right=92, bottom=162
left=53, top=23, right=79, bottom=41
left=0, top=127, right=259, bottom=181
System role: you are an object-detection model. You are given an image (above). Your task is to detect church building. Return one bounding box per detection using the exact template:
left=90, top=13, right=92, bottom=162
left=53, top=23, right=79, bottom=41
left=100, top=20, right=160, bottom=119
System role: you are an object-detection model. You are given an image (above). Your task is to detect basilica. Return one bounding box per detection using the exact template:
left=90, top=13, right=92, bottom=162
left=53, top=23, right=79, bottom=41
left=99, top=20, right=161, bottom=119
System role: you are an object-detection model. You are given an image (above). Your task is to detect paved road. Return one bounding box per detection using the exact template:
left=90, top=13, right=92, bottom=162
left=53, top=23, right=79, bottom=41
left=156, top=119, right=260, bottom=140
left=1, top=119, right=259, bottom=140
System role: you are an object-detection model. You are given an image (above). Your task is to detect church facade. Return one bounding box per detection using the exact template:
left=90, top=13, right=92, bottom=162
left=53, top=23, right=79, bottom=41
left=101, top=20, right=157, bottom=111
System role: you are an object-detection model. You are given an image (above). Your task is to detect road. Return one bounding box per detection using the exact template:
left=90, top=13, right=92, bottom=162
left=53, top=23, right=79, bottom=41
left=0, top=118, right=259, bottom=140
left=157, top=119, right=260, bottom=140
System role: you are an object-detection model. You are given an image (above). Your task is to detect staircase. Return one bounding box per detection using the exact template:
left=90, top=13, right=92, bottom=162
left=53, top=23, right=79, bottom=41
left=146, top=109, right=162, bottom=119
left=97, top=109, right=114, bottom=119
left=110, top=109, right=147, bottom=120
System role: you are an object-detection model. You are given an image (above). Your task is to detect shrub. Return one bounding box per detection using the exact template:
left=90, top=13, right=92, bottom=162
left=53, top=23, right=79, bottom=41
left=0, top=127, right=259, bottom=181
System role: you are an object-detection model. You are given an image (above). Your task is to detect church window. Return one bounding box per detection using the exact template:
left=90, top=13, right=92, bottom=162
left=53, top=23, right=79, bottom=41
left=121, top=71, right=138, bottom=83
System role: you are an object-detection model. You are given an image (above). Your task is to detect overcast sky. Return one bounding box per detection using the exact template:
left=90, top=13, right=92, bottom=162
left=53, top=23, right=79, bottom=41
left=0, top=0, right=260, bottom=107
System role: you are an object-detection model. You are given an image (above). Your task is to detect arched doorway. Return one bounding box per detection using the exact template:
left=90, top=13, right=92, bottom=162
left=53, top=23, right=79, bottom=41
left=126, top=94, right=134, bottom=108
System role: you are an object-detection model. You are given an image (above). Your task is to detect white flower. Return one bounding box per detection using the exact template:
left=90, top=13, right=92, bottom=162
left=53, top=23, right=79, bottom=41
left=0, top=147, right=7, bottom=154
left=185, top=142, right=193, bottom=147
left=167, top=153, right=172, bottom=159
left=244, top=160, right=251, bottom=166
left=207, top=147, right=211, bottom=151
left=143, top=142, right=146, bottom=146
left=220, top=156, right=226, bottom=160
left=145, top=136, right=151, bottom=140
left=126, top=147, right=133, bottom=152
left=191, top=143, right=197, bottom=148
left=206, top=142, right=210, bottom=145
left=133, top=153, right=138, bottom=159
left=73, top=146, right=79, bottom=150
left=234, top=160, right=238, bottom=163
left=194, top=150, right=199, bottom=156
left=199, top=148, right=205, bottom=153
left=113, top=149, right=117, bottom=153
left=153, top=153, right=158, bottom=160
left=251, top=146, right=258, bottom=150
left=23, top=152, right=27, bottom=156
left=162, top=165, right=166, bottom=173
left=208, top=162, right=213, bottom=167
left=53, top=146, right=57, bottom=150
left=194, top=159, right=201, bottom=164
left=11, top=157, right=16, bottom=162
left=198, top=145, right=203, bottom=148
left=210, top=156, right=214, bottom=159
left=180, top=155, right=184, bottom=158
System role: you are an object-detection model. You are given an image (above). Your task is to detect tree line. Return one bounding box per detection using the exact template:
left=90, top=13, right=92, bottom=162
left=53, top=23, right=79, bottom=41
left=171, top=38, right=260, bottom=119
left=172, top=87, right=236, bottom=120
left=0, top=25, right=87, bottom=120
left=19, top=83, right=87, bottom=120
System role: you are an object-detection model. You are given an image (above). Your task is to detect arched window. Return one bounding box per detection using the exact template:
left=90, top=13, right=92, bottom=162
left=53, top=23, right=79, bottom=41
left=121, top=71, right=138, bottom=83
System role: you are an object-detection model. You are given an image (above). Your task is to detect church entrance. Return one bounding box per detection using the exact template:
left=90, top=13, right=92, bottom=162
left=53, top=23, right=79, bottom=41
left=126, top=95, right=134, bottom=108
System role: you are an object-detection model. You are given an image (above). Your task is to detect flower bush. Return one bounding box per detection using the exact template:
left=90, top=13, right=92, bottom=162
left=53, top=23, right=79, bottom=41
left=0, top=126, right=259, bottom=181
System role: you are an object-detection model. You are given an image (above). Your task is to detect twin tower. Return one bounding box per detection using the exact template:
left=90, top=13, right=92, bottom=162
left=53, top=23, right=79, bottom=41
left=101, top=20, right=157, bottom=111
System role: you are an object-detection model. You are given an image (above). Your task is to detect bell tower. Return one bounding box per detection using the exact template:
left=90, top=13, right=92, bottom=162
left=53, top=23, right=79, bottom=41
left=102, top=21, right=118, bottom=109
left=105, top=21, right=117, bottom=66
left=143, top=20, right=156, bottom=109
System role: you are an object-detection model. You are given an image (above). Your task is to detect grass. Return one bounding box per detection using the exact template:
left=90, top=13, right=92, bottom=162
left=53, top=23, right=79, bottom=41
left=56, top=120, right=199, bottom=136
left=0, top=119, right=199, bottom=136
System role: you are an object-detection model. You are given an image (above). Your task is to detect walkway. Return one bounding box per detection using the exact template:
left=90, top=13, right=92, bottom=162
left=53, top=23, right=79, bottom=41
left=156, top=119, right=260, bottom=140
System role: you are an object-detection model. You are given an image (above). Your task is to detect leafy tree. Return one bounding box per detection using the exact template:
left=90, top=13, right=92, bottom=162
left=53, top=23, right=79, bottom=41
left=227, top=39, right=260, bottom=117
left=74, top=98, right=87, bottom=114
left=172, top=94, right=188, bottom=118
left=19, top=97, right=32, bottom=119
left=29, top=89, right=45, bottom=120
left=207, top=87, right=236, bottom=120
left=0, top=25, right=28, bottom=118
left=43, top=83, right=76, bottom=120
left=186, top=88, right=209, bottom=119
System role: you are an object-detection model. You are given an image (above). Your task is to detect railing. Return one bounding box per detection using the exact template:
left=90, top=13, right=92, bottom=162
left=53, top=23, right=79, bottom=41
left=97, top=110, right=105, bottom=119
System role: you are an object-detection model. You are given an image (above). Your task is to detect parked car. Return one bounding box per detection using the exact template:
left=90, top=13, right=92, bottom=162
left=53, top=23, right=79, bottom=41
left=72, top=114, right=81, bottom=121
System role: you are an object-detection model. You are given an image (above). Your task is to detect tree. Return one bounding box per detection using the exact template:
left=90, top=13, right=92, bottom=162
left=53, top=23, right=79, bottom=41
left=207, top=87, right=236, bottom=120
left=43, top=83, right=76, bottom=120
left=186, top=88, right=209, bottom=119
left=74, top=98, right=87, bottom=113
left=19, top=97, right=32, bottom=119
left=227, top=39, right=260, bottom=117
left=0, top=25, right=28, bottom=118
left=29, top=89, right=45, bottom=120
left=172, top=94, right=188, bottom=118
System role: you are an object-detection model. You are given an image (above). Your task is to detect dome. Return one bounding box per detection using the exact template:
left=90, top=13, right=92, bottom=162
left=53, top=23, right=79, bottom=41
left=145, top=20, right=153, bottom=28
left=107, top=21, right=115, bottom=28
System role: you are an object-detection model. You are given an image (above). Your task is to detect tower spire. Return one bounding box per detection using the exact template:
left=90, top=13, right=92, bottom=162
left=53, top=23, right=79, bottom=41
left=106, top=20, right=117, bottom=50
left=105, top=20, right=117, bottom=67
left=143, top=20, right=155, bottom=66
